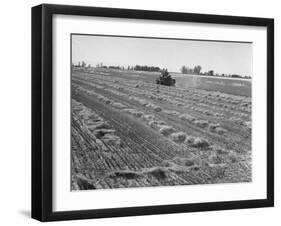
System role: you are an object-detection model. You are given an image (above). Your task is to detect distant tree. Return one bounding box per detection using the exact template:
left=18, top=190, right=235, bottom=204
left=193, top=65, right=202, bottom=75
left=109, top=65, right=121, bottom=70
left=78, top=62, right=81, bottom=67
left=87, top=64, right=91, bottom=68
left=180, top=65, right=188, bottom=74
left=81, top=61, right=86, bottom=67
left=133, top=65, right=161, bottom=72
left=208, top=70, right=214, bottom=76
left=231, top=74, right=242, bottom=78
left=96, top=62, right=104, bottom=68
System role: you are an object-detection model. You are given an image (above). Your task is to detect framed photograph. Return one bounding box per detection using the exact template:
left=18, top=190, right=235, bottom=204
left=32, top=4, right=274, bottom=221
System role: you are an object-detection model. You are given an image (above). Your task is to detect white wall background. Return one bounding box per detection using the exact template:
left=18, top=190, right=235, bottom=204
left=0, top=0, right=279, bottom=225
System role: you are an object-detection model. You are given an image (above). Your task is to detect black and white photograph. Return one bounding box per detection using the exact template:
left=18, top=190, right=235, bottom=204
left=71, top=34, right=252, bottom=190
left=29, top=2, right=274, bottom=222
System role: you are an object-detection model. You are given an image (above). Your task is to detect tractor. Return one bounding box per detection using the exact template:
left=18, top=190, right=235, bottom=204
left=156, top=69, right=176, bottom=86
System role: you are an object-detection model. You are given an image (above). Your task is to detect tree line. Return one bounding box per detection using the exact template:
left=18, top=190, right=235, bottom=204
left=133, top=65, right=161, bottom=72
left=180, top=65, right=250, bottom=79
left=72, top=61, right=250, bottom=79
left=95, top=63, right=161, bottom=72
left=180, top=65, right=202, bottom=75
left=73, top=61, right=162, bottom=72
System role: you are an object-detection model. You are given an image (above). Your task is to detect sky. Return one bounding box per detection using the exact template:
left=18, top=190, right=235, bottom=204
left=72, top=34, right=252, bottom=77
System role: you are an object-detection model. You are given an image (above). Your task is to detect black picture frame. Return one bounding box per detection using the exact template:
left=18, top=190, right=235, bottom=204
left=32, top=3, right=274, bottom=222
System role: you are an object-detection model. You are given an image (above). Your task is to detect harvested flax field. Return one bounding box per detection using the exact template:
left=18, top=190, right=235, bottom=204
left=71, top=67, right=252, bottom=190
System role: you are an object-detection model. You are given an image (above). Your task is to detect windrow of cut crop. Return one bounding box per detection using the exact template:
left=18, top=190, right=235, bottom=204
left=76, top=73, right=248, bottom=123
left=73, top=73, right=251, bottom=122
left=73, top=76, right=246, bottom=152
left=71, top=69, right=250, bottom=185
left=73, top=74, right=250, bottom=154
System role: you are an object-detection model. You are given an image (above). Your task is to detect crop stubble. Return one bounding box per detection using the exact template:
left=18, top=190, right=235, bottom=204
left=71, top=68, right=252, bottom=190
